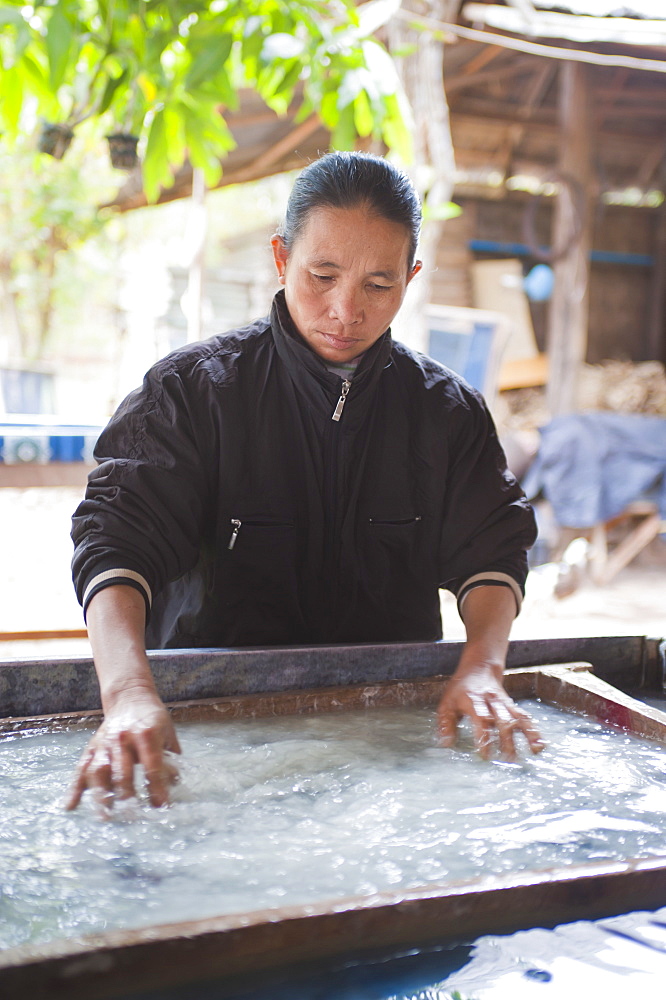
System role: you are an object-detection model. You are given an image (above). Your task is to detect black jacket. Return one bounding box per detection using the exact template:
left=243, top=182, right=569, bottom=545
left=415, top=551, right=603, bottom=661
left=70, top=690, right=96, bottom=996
left=72, top=291, right=536, bottom=648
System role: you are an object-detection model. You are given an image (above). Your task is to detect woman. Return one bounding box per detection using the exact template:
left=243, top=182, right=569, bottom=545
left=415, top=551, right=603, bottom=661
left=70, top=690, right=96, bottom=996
left=68, top=151, right=543, bottom=813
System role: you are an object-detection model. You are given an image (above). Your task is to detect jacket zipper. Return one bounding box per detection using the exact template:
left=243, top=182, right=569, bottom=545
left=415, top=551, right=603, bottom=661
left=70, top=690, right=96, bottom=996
left=332, top=379, right=352, bottom=421
left=228, top=518, right=242, bottom=550
left=321, top=376, right=351, bottom=633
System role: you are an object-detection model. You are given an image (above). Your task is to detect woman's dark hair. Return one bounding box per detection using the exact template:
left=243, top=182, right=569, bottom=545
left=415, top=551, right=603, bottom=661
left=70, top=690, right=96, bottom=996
left=278, top=151, right=421, bottom=269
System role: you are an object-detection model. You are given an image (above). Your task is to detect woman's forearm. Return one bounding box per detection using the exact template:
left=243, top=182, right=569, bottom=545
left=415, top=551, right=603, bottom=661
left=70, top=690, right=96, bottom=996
left=85, top=585, right=157, bottom=712
left=455, top=584, right=517, bottom=678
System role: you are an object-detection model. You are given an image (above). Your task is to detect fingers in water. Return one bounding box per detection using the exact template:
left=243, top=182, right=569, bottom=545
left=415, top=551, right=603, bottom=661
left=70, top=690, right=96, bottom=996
left=520, top=718, right=547, bottom=755
left=88, top=749, right=116, bottom=818
left=134, top=728, right=172, bottom=807
left=64, top=744, right=96, bottom=810
left=111, top=732, right=137, bottom=801
left=438, top=684, right=546, bottom=762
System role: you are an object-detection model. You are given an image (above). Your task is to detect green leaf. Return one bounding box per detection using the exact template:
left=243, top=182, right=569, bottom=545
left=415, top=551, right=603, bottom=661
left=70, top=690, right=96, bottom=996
left=0, top=64, right=23, bottom=134
left=127, top=13, right=146, bottom=62
left=361, top=39, right=399, bottom=98
left=46, top=7, right=74, bottom=92
left=380, top=93, right=413, bottom=164
left=319, top=89, right=340, bottom=129
left=97, top=68, right=130, bottom=117
left=9, top=19, right=33, bottom=64
left=353, top=89, right=374, bottom=138
left=143, top=108, right=174, bottom=203
left=331, top=104, right=356, bottom=151
left=338, top=68, right=366, bottom=110
left=198, top=65, right=239, bottom=110
left=274, top=58, right=302, bottom=95
left=186, top=33, right=233, bottom=90
left=242, top=17, right=265, bottom=65
left=20, top=51, right=57, bottom=106
left=162, top=103, right=186, bottom=168
left=184, top=117, right=223, bottom=187
left=0, top=8, right=25, bottom=28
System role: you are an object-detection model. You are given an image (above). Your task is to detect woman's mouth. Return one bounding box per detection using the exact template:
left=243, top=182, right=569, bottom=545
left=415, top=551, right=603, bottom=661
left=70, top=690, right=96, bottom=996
left=320, top=332, right=358, bottom=350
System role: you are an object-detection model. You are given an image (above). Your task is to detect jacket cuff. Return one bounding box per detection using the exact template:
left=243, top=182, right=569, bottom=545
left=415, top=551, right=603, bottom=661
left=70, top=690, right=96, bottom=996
left=82, top=569, right=152, bottom=623
left=456, top=572, right=523, bottom=620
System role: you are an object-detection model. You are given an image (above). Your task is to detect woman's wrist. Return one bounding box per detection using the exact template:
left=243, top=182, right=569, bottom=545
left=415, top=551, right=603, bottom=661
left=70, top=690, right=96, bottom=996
left=452, top=651, right=505, bottom=683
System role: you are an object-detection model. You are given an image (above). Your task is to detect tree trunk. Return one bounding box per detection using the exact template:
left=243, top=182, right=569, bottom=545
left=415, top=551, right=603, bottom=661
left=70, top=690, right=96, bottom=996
left=546, top=61, right=595, bottom=417
left=0, top=256, right=26, bottom=362
left=388, top=1, right=460, bottom=352
left=35, top=231, right=60, bottom=359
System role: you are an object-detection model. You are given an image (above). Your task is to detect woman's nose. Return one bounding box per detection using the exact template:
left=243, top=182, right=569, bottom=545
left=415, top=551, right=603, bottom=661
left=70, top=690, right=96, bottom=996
left=329, top=285, right=363, bottom=325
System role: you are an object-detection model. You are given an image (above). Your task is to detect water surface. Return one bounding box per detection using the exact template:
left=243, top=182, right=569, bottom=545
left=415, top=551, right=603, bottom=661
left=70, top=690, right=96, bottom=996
left=2, top=701, right=666, bottom=950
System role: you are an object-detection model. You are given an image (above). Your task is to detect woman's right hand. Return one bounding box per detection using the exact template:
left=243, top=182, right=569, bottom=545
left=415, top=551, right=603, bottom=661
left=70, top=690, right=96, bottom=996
left=67, top=584, right=181, bottom=815
left=66, top=688, right=181, bottom=815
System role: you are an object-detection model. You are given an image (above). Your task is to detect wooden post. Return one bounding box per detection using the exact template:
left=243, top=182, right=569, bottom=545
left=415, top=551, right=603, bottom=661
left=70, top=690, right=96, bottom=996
left=387, top=0, right=460, bottom=353
left=546, top=61, right=594, bottom=417
left=646, top=160, right=666, bottom=363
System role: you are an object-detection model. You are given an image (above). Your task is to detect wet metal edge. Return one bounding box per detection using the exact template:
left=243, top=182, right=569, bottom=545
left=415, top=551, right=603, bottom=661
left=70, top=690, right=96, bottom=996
left=2, top=859, right=666, bottom=1000
left=0, top=636, right=660, bottom=718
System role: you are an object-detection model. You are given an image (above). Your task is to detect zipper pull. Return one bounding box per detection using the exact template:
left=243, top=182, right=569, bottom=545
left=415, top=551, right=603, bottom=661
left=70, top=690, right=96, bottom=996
left=332, top=379, right=351, bottom=422
left=228, top=518, right=241, bottom=550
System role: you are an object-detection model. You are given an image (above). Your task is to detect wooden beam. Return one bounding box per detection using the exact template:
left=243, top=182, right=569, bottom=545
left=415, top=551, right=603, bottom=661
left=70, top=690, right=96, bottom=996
left=519, top=61, right=557, bottom=118
left=238, top=112, right=322, bottom=177
left=490, top=62, right=557, bottom=174
left=594, top=67, right=630, bottom=130
left=459, top=41, right=504, bottom=76
left=462, top=4, right=666, bottom=47
left=452, top=109, right=664, bottom=150
left=646, top=161, right=666, bottom=362
left=546, top=61, right=595, bottom=416
left=595, top=87, right=666, bottom=106
left=445, top=56, right=537, bottom=94
left=636, top=141, right=666, bottom=189
left=395, top=6, right=666, bottom=74
left=596, top=511, right=663, bottom=586
left=0, top=629, right=88, bottom=642
left=505, top=0, right=539, bottom=24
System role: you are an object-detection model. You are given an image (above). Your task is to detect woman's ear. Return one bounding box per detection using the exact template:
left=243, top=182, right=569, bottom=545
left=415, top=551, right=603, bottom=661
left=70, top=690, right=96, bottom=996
left=271, top=234, right=289, bottom=284
left=407, top=259, right=423, bottom=285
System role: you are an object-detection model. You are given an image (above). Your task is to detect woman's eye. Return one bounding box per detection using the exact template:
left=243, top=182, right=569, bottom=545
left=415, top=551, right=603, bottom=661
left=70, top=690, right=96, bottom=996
left=369, top=283, right=392, bottom=292
left=313, top=273, right=334, bottom=283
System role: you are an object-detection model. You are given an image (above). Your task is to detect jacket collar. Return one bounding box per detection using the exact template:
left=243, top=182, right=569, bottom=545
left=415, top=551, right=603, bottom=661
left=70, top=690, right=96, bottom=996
left=270, top=290, right=393, bottom=416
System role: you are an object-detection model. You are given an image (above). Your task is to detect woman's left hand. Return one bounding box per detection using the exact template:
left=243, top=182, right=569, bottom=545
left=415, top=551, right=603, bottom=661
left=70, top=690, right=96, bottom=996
left=438, top=663, right=545, bottom=760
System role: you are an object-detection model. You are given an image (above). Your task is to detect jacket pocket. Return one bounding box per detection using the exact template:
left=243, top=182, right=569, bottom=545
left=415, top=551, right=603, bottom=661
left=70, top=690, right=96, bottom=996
left=363, top=514, right=424, bottom=571
left=227, top=516, right=295, bottom=550
left=368, top=515, right=422, bottom=526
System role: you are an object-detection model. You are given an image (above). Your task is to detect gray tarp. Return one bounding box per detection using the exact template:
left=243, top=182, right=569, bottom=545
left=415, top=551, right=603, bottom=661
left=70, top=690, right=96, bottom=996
left=522, top=412, right=666, bottom=528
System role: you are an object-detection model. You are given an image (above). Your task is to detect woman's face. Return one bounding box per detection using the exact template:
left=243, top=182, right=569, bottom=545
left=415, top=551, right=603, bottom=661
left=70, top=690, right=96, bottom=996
left=271, top=205, right=421, bottom=363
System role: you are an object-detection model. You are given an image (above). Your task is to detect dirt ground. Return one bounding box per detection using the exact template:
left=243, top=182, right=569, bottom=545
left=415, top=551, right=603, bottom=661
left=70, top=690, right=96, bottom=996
left=1, top=486, right=664, bottom=660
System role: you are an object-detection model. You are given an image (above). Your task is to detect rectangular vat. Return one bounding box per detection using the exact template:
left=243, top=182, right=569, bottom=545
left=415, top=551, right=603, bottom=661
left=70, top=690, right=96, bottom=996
left=1, top=640, right=665, bottom=998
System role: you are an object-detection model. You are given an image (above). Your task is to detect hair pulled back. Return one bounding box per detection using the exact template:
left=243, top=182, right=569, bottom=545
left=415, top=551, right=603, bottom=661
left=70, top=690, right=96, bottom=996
left=278, top=151, right=421, bottom=269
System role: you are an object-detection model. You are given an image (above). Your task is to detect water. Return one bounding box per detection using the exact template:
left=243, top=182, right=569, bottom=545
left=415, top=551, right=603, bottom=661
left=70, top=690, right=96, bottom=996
left=2, top=701, right=666, bottom=952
